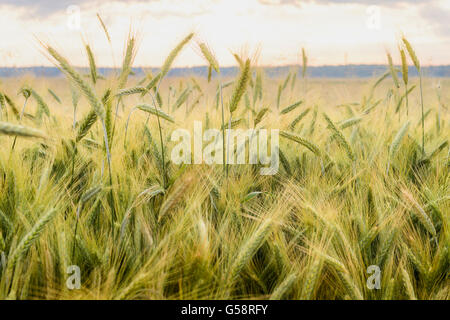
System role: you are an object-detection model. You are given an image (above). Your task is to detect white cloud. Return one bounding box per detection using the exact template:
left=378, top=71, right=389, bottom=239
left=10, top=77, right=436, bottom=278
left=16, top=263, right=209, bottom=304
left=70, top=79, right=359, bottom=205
left=0, top=0, right=448, bottom=67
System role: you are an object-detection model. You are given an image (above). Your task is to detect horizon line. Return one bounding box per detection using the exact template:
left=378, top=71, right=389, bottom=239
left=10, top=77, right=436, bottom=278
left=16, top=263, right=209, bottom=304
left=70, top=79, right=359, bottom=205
left=1, top=63, right=450, bottom=69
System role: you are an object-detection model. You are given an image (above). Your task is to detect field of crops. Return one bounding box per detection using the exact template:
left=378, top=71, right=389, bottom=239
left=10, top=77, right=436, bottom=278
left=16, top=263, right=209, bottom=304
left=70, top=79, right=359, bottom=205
left=0, top=32, right=448, bottom=300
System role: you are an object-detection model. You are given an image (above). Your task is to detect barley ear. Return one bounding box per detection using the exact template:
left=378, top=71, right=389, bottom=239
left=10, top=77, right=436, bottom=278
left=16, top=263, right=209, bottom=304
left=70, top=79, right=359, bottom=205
left=270, top=273, right=297, bottom=300
left=7, top=209, right=57, bottom=271
left=402, top=36, right=420, bottom=71
left=0, top=121, right=47, bottom=139
left=229, top=58, right=251, bottom=114
left=160, top=33, right=195, bottom=79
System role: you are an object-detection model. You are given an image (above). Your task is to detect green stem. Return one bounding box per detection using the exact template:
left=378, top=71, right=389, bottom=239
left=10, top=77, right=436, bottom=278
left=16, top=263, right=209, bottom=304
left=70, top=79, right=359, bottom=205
left=419, top=72, right=425, bottom=155
left=150, top=93, right=167, bottom=189
left=219, top=76, right=226, bottom=175
left=101, top=121, right=115, bottom=226
left=405, top=84, right=409, bottom=118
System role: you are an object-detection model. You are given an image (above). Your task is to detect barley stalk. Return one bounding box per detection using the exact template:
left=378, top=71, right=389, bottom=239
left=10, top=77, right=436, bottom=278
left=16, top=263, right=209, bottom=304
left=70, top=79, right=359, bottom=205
left=7, top=209, right=57, bottom=271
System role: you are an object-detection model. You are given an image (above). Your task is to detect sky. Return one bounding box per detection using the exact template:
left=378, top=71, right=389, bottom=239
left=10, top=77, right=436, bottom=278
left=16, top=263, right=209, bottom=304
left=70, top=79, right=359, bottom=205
left=0, top=0, right=449, bottom=67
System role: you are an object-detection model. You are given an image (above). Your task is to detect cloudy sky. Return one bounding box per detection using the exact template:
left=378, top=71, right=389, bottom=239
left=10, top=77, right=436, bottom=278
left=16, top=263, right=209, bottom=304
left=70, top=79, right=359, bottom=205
left=0, top=0, right=449, bottom=67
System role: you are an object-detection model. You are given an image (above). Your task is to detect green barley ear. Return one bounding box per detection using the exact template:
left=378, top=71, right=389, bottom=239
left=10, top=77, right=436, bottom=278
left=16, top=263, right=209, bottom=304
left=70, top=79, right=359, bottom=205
left=300, top=259, right=321, bottom=300
left=323, top=113, right=355, bottom=161
left=118, top=34, right=137, bottom=89
left=276, top=84, right=282, bottom=109
left=46, top=45, right=105, bottom=121
left=143, top=73, right=161, bottom=96
left=389, top=121, right=410, bottom=158
left=48, top=88, right=61, bottom=104
left=339, top=116, right=362, bottom=130
left=4, top=94, right=20, bottom=119
left=85, top=44, right=98, bottom=84
left=19, top=87, right=31, bottom=100
left=117, top=86, right=147, bottom=97
left=270, top=273, right=297, bottom=300
left=160, top=33, right=194, bottom=79
left=282, top=72, right=291, bottom=91
left=401, top=189, right=437, bottom=238
left=302, top=48, right=308, bottom=78
left=278, top=148, right=292, bottom=175
left=387, top=52, right=399, bottom=89
left=172, top=87, right=191, bottom=111
left=280, top=100, right=302, bottom=115
left=207, top=65, right=212, bottom=82
left=254, top=69, right=263, bottom=102
left=76, top=110, right=97, bottom=143
left=31, top=89, right=50, bottom=119
left=402, top=36, right=420, bottom=71
left=7, top=208, right=57, bottom=271
left=229, top=58, right=251, bottom=114
left=0, top=93, right=5, bottom=120
left=401, top=265, right=417, bottom=300
left=289, top=108, right=310, bottom=130
left=136, top=104, right=175, bottom=123
left=0, top=121, right=47, bottom=139
left=199, top=42, right=219, bottom=74
left=254, top=107, right=269, bottom=126
left=228, top=218, right=273, bottom=283
left=400, top=48, right=408, bottom=85
left=233, top=53, right=244, bottom=70
left=97, top=13, right=111, bottom=44
left=280, top=131, right=322, bottom=157
left=104, top=90, right=113, bottom=145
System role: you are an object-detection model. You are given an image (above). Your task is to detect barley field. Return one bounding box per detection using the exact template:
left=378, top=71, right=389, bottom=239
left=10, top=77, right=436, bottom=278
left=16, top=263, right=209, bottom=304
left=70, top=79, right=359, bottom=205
left=0, top=33, right=448, bottom=300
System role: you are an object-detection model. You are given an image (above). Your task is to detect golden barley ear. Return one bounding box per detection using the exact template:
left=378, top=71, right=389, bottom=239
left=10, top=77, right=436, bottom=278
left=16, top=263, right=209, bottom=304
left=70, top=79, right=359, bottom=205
left=400, top=48, right=409, bottom=85
left=199, top=42, right=220, bottom=74
left=160, top=33, right=195, bottom=79
left=402, top=36, right=420, bottom=71
left=386, top=52, right=400, bottom=89
left=85, top=44, right=98, bottom=85
left=302, top=47, right=308, bottom=78
left=118, top=33, right=137, bottom=89
left=45, top=45, right=105, bottom=121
